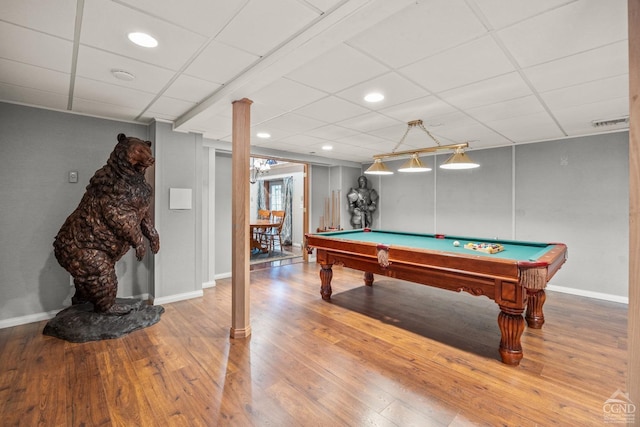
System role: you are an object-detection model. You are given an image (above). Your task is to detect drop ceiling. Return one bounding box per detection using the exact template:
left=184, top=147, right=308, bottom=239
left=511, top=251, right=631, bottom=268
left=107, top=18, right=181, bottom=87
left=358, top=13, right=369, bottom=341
left=0, top=0, right=630, bottom=163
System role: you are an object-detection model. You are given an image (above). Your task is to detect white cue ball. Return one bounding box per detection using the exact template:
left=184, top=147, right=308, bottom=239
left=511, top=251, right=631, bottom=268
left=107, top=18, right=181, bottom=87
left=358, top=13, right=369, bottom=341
left=453, top=241, right=460, bottom=247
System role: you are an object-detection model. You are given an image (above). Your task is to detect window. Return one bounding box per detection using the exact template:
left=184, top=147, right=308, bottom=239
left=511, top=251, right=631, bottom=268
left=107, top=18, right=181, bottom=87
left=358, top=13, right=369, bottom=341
left=270, top=183, right=283, bottom=211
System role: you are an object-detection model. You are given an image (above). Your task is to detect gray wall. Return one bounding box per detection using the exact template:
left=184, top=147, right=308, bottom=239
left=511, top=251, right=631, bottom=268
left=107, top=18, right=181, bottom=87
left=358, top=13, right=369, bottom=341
left=375, top=132, right=629, bottom=299
left=214, top=152, right=232, bottom=277
left=436, top=147, right=514, bottom=238
left=0, top=103, right=148, bottom=323
left=0, top=101, right=630, bottom=327
left=310, top=164, right=330, bottom=233
left=515, top=134, right=629, bottom=297
left=151, top=122, right=202, bottom=302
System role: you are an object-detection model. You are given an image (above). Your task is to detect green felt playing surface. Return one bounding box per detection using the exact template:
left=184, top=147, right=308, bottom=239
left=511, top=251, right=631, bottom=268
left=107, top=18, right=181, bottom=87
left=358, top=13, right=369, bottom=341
left=313, top=229, right=554, bottom=262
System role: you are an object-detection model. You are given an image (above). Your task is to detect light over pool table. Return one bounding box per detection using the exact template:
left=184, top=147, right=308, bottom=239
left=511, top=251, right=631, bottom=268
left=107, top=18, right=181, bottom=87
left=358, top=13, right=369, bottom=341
left=305, top=229, right=568, bottom=365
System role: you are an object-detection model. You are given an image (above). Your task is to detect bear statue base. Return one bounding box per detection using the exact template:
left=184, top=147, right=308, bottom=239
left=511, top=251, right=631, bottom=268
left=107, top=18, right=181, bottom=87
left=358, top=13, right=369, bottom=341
left=43, top=298, right=164, bottom=343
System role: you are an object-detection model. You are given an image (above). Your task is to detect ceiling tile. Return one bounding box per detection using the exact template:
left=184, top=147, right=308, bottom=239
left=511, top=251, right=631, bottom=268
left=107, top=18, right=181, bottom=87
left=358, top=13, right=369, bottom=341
left=311, top=124, right=360, bottom=141
left=307, top=148, right=351, bottom=163
left=260, top=113, right=326, bottom=134
left=0, top=82, right=68, bottom=111
left=215, top=0, right=319, bottom=56
left=73, top=77, right=154, bottom=111
left=119, top=0, right=247, bottom=38
left=414, top=110, right=472, bottom=131
left=163, top=74, right=222, bottom=103
left=303, top=0, right=343, bottom=13
left=438, top=123, right=513, bottom=148
left=497, top=0, right=628, bottom=68
left=348, top=0, right=487, bottom=68
left=486, top=112, right=564, bottom=142
left=285, top=44, right=389, bottom=94
left=80, top=1, right=207, bottom=71
left=257, top=139, right=305, bottom=154
left=187, top=114, right=233, bottom=140
left=250, top=103, right=289, bottom=127
left=541, top=75, right=629, bottom=111
left=336, top=112, right=401, bottom=133
left=76, top=46, right=175, bottom=94
left=438, top=72, right=532, bottom=110
left=184, top=40, right=260, bottom=84
left=72, top=98, right=144, bottom=122
left=552, top=97, right=629, bottom=135
left=250, top=126, right=295, bottom=143
left=0, top=0, right=630, bottom=159
left=0, top=23, right=72, bottom=72
left=0, top=0, right=77, bottom=39
left=400, top=36, right=515, bottom=93
left=467, top=95, right=546, bottom=122
left=278, top=134, right=331, bottom=149
left=251, top=78, right=327, bottom=112
left=425, top=112, right=513, bottom=147
left=336, top=72, right=430, bottom=109
left=367, top=122, right=443, bottom=150
left=523, top=41, right=629, bottom=93
left=470, top=0, right=576, bottom=30
left=380, top=96, right=458, bottom=123
left=147, top=96, right=196, bottom=119
left=336, top=132, right=391, bottom=151
left=294, top=96, right=369, bottom=123
left=0, top=59, right=69, bottom=95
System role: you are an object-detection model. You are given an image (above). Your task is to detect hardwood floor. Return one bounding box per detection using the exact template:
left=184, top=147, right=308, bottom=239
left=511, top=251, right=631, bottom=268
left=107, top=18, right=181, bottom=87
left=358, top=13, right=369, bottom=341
left=249, top=244, right=303, bottom=271
left=0, top=262, right=628, bottom=426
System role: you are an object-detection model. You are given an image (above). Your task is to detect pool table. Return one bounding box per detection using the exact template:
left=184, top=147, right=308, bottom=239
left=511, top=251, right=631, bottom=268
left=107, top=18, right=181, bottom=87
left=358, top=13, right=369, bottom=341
left=305, top=229, right=567, bottom=365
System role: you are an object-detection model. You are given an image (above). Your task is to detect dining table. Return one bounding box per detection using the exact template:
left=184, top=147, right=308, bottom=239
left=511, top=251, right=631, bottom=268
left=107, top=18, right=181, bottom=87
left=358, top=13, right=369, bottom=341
left=250, top=219, right=280, bottom=253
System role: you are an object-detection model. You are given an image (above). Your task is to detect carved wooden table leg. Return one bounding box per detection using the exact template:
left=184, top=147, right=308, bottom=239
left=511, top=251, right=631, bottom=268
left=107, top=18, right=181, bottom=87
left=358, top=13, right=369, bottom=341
left=363, top=272, right=374, bottom=286
left=319, top=264, right=333, bottom=301
left=525, top=289, right=546, bottom=329
left=498, top=306, right=525, bottom=366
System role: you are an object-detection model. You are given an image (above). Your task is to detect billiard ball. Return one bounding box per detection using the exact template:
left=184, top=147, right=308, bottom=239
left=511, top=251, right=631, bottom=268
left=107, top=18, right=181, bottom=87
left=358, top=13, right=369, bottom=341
left=453, top=241, right=460, bottom=247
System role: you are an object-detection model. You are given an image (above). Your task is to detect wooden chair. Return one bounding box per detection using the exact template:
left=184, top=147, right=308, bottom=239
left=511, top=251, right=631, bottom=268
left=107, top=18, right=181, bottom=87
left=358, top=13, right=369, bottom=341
left=254, top=209, right=271, bottom=240
left=264, top=210, right=285, bottom=252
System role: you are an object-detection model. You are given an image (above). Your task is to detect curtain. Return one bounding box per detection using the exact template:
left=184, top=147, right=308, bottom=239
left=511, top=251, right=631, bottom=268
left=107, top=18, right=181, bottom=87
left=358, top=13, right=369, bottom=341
left=257, top=180, right=267, bottom=213
left=282, top=176, right=293, bottom=245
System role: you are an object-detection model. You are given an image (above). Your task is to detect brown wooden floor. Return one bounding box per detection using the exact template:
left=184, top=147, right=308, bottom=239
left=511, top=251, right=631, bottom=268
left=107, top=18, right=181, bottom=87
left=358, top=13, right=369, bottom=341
left=249, top=244, right=303, bottom=271
left=0, top=262, right=628, bottom=426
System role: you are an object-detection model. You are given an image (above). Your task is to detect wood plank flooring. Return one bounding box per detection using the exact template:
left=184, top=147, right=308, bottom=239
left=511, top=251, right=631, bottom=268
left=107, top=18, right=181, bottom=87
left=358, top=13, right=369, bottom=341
left=0, top=262, right=628, bottom=426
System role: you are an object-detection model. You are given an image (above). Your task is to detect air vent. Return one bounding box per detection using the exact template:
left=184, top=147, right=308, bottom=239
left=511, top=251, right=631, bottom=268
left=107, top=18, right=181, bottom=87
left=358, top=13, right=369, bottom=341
left=591, top=116, right=629, bottom=127
left=111, top=69, right=136, bottom=81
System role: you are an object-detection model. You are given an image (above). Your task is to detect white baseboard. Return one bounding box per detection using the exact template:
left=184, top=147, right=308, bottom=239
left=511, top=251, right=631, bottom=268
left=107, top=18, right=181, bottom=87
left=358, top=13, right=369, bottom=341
left=0, top=292, right=151, bottom=329
left=0, top=310, right=59, bottom=329
left=547, top=284, right=628, bottom=304
left=215, top=272, right=232, bottom=280
left=202, top=280, right=216, bottom=289
left=152, top=290, right=204, bottom=305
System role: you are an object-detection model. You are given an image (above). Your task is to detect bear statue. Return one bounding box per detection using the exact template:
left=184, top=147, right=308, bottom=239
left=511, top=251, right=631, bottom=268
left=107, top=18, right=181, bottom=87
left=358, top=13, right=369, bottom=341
left=53, top=133, right=160, bottom=315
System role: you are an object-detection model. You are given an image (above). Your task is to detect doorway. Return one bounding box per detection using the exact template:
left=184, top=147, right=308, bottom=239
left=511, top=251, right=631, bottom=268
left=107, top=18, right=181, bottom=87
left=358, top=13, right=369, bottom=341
left=249, top=157, right=307, bottom=268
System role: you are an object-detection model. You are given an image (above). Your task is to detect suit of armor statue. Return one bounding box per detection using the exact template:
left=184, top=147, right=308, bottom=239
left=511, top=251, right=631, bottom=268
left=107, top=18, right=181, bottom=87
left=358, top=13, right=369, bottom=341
left=347, top=175, right=378, bottom=229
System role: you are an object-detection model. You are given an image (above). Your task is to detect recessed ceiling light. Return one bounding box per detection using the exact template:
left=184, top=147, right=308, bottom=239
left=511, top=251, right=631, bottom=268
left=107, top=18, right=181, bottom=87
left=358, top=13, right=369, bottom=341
left=364, top=92, right=384, bottom=103
left=256, top=132, right=271, bottom=139
left=322, top=145, right=333, bottom=151
left=127, top=32, right=158, bottom=48
left=111, top=69, right=136, bottom=81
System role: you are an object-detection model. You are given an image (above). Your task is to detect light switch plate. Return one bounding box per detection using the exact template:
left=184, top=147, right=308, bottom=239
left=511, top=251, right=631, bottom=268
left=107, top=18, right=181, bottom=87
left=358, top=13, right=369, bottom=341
left=69, top=171, right=78, bottom=183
